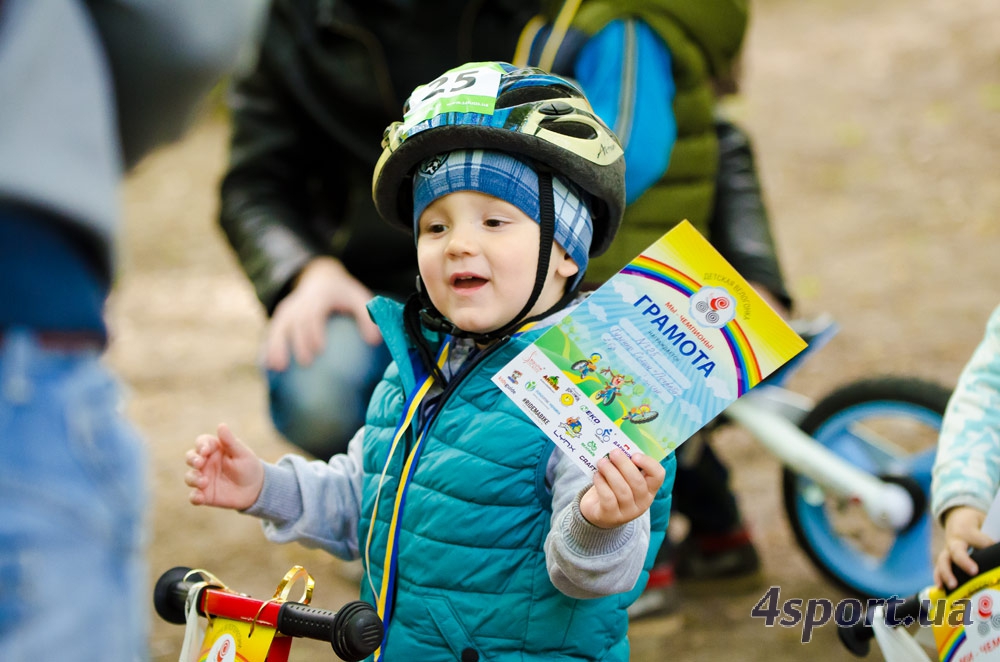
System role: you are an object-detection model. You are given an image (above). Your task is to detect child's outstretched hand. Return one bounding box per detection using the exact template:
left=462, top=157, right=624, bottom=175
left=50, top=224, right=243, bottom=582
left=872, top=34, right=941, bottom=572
left=184, top=423, right=264, bottom=511
left=935, top=505, right=993, bottom=590
left=579, top=450, right=666, bottom=529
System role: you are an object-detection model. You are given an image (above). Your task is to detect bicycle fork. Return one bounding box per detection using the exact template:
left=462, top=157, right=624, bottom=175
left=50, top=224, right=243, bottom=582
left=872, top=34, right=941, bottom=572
left=724, top=395, right=916, bottom=531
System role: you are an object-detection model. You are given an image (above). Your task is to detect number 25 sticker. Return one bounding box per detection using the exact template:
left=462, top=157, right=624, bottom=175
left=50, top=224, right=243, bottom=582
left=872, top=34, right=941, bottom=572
left=403, top=62, right=503, bottom=130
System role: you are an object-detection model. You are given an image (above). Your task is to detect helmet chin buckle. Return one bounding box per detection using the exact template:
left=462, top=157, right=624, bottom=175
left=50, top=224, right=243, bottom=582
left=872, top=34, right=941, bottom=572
left=418, top=307, right=460, bottom=336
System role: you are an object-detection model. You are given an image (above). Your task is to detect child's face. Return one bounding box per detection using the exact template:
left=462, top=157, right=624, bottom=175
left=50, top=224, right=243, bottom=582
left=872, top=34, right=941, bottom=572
left=416, top=190, right=580, bottom=335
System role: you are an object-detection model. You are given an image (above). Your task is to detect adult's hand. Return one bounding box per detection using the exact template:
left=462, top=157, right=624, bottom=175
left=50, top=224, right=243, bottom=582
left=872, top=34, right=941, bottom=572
left=266, top=256, right=382, bottom=371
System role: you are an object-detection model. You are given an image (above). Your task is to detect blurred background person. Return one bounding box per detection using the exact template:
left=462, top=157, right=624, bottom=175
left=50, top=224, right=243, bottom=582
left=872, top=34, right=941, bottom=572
left=0, top=0, right=266, bottom=658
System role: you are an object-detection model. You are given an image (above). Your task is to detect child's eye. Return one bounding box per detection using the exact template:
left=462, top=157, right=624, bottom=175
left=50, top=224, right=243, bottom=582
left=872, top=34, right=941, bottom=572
left=423, top=222, right=447, bottom=234
left=484, top=218, right=506, bottom=228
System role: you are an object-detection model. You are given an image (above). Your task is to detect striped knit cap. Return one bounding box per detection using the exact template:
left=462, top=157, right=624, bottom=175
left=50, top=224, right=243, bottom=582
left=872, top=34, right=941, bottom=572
left=412, top=149, right=593, bottom=286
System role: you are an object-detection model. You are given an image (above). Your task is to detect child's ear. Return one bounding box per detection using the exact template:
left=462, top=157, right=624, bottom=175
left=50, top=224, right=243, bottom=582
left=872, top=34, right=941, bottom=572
left=555, top=251, right=580, bottom=279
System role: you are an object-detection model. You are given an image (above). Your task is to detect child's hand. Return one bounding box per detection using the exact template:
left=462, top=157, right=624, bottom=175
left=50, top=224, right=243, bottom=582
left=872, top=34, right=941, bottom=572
left=579, top=450, right=666, bottom=529
left=184, top=423, right=264, bottom=511
left=935, top=505, right=993, bottom=590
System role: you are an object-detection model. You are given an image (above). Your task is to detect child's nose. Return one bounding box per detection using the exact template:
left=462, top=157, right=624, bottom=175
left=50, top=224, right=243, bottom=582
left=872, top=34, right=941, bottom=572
left=445, top=225, right=480, bottom=256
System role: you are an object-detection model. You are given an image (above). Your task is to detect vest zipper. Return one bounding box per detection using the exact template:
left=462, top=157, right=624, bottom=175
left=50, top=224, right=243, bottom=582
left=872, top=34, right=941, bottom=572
left=406, top=335, right=514, bottom=453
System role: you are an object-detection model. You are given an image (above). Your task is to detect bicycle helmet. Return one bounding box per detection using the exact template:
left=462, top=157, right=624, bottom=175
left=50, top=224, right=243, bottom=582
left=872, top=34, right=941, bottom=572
left=373, top=61, right=625, bottom=257
left=372, top=62, right=624, bottom=345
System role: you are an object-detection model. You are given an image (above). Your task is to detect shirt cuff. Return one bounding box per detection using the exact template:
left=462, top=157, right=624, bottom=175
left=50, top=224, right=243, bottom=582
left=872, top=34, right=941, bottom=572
left=242, top=461, right=304, bottom=525
left=933, top=493, right=993, bottom=525
left=562, top=487, right=636, bottom=556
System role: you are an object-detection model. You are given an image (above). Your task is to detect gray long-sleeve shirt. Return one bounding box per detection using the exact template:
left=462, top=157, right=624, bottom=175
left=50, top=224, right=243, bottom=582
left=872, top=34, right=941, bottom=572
left=247, top=423, right=651, bottom=599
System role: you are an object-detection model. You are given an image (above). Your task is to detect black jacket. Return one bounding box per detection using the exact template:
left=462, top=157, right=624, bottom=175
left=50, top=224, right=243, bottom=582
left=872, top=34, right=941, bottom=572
left=220, top=0, right=541, bottom=313
left=710, top=117, right=793, bottom=311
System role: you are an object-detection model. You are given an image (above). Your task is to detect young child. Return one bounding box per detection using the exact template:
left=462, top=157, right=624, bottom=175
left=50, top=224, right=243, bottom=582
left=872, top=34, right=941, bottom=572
left=932, top=302, right=1000, bottom=589
left=185, top=62, right=673, bottom=661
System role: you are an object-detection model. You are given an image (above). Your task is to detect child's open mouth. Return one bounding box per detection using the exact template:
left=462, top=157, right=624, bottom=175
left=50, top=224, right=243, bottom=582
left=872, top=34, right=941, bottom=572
left=451, top=274, right=488, bottom=290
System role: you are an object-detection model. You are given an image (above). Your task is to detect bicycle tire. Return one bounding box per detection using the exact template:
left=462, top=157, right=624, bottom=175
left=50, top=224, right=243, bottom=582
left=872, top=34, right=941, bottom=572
left=781, top=376, right=952, bottom=599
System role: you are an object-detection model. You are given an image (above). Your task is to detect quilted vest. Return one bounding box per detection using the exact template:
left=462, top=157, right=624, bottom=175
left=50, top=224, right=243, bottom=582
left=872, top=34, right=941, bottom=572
left=358, top=297, right=674, bottom=661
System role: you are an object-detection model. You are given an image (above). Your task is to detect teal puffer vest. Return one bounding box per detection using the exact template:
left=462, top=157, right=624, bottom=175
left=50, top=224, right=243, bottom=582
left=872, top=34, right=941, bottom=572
left=358, top=297, right=673, bottom=661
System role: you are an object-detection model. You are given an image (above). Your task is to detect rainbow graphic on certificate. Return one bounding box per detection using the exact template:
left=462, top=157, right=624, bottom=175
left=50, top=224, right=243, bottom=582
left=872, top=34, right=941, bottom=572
left=620, top=255, right=764, bottom=396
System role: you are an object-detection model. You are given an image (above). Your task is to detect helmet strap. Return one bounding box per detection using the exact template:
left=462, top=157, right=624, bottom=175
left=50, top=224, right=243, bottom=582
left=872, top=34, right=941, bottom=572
left=404, top=291, right=449, bottom=386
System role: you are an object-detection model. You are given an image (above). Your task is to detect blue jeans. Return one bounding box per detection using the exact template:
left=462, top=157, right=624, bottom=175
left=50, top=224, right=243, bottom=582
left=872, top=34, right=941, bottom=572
left=0, top=331, right=148, bottom=661
left=268, top=315, right=392, bottom=459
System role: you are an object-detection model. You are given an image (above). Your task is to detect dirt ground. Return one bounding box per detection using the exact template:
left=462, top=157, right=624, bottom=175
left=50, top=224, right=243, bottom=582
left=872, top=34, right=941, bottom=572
left=111, top=0, right=999, bottom=659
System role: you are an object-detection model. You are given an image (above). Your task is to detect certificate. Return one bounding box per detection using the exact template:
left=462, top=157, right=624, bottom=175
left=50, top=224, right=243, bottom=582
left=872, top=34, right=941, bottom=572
left=492, top=220, right=807, bottom=474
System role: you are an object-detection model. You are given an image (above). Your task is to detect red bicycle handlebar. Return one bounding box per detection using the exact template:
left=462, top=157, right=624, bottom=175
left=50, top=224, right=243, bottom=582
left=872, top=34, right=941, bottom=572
left=153, top=566, right=382, bottom=662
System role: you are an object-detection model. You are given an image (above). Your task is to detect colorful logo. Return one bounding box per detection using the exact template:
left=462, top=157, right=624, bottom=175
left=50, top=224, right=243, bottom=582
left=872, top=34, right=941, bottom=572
left=558, top=417, right=583, bottom=438
left=979, top=594, right=993, bottom=620
left=208, top=634, right=236, bottom=662
left=525, top=381, right=537, bottom=392
left=975, top=593, right=1000, bottom=636
left=689, top=286, right=736, bottom=329
left=560, top=392, right=575, bottom=406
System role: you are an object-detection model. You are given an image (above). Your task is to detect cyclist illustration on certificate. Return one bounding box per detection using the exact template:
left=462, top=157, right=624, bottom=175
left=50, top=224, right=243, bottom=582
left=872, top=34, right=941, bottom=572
left=493, top=220, right=807, bottom=475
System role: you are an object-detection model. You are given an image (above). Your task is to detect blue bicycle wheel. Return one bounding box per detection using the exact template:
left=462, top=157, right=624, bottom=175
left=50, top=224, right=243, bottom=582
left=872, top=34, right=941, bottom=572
left=781, top=376, right=951, bottom=599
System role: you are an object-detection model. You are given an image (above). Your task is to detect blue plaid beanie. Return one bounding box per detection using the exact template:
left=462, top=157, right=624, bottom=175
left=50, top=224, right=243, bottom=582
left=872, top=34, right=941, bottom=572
left=412, top=149, right=594, bottom=284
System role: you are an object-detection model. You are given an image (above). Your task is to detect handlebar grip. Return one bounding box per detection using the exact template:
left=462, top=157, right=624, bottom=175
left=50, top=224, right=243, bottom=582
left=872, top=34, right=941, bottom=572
left=153, top=566, right=202, bottom=625
left=952, top=540, right=1000, bottom=588
left=278, top=600, right=383, bottom=662
left=152, top=566, right=383, bottom=661
left=275, top=601, right=339, bottom=640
